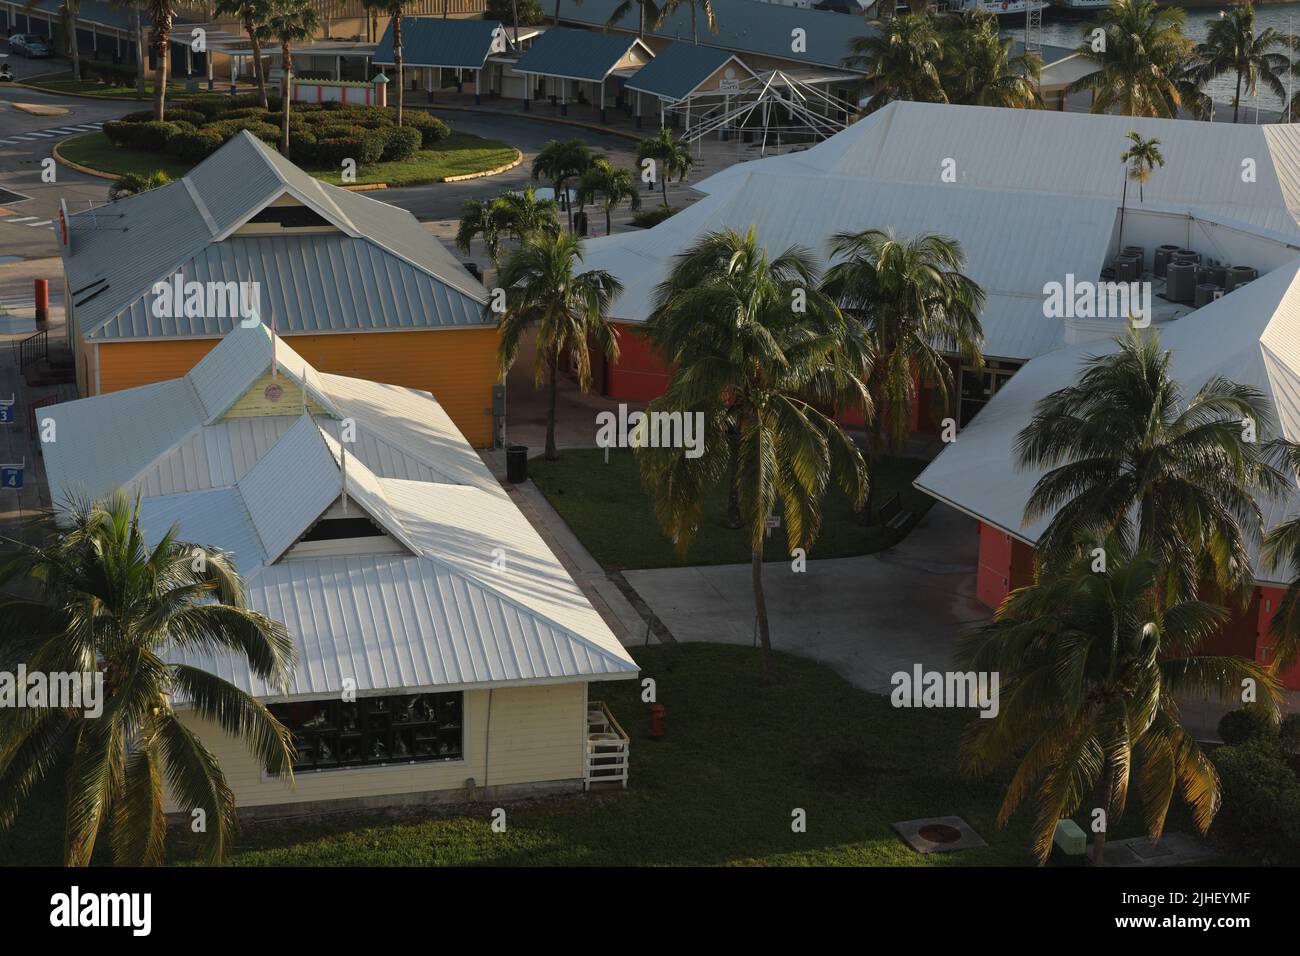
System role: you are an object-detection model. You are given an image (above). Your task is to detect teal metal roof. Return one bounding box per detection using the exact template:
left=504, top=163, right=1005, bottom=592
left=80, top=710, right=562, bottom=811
left=372, top=17, right=506, bottom=69
left=553, top=0, right=875, bottom=71
left=512, top=26, right=646, bottom=82
left=626, top=41, right=742, bottom=100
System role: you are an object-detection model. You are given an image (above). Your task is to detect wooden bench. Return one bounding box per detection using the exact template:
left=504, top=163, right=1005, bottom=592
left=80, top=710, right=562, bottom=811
left=879, top=493, right=916, bottom=536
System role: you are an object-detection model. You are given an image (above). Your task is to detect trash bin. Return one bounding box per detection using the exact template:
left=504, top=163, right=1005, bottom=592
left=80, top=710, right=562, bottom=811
left=506, top=445, right=528, bottom=483
left=575, top=210, right=588, bottom=237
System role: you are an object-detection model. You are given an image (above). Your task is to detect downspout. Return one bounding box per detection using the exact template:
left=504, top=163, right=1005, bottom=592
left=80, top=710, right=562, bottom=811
left=482, top=688, right=494, bottom=795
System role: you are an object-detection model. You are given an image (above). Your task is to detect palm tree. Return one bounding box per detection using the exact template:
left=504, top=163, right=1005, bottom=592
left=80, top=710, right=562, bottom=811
left=496, top=186, right=561, bottom=241
left=1014, top=330, right=1284, bottom=605
left=363, top=0, right=410, bottom=124
left=38, top=0, right=83, bottom=80
left=641, top=227, right=871, bottom=682
left=142, top=0, right=177, bottom=120
left=1259, top=442, right=1300, bottom=672
left=532, top=138, right=593, bottom=230
left=608, top=0, right=661, bottom=38
left=844, top=14, right=946, bottom=115
left=552, top=0, right=580, bottom=25
left=455, top=198, right=510, bottom=268
left=578, top=159, right=641, bottom=236
left=259, top=0, right=317, bottom=156
left=820, top=228, right=984, bottom=522
left=495, top=231, right=623, bottom=461
left=1116, top=131, right=1164, bottom=254
left=654, top=0, right=716, bottom=45
left=635, top=128, right=692, bottom=209
left=108, top=169, right=172, bottom=200
left=214, top=0, right=273, bottom=108
left=1196, top=2, right=1288, bottom=124
left=938, top=12, right=1042, bottom=108
left=959, top=541, right=1279, bottom=865
left=0, top=494, right=296, bottom=866
left=1066, top=0, right=1194, bottom=117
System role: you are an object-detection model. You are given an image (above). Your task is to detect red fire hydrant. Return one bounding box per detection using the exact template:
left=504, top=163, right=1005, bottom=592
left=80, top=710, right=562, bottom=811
left=649, top=703, right=665, bottom=740
left=34, top=278, right=49, bottom=324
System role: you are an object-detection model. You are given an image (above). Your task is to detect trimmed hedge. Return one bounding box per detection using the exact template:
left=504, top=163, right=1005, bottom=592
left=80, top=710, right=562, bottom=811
left=1218, top=706, right=1277, bottom=746
left=1212, top=739, right=1300, bottom=863
left=168, top=128, right=227, bottom=162
left=104, top=120, right=185, bottom=152
left=379, top=125, right=422, bottom=162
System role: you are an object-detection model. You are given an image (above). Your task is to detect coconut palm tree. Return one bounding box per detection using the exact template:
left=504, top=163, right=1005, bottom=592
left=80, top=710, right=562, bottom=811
left=35, top=0, right=84, bottom=80
left=455, top=198, right=511, bottom=268
left=495, top=231, right=623, bottom=461
left=214, top=0, right=273, bottom=108
left=1014, top=330, right=1284, bottom=605
left=1066, top=0, right=1194, bottom=118
left=654, top=0, right=716, bottom=45
left=1258, top=441, right=1300, bottom=671
left=1116, top=131, right=1164, bottom=254
left=635, top=127, right=692, bottom=209
left=959, top=540, right=1279, bottom=865
left=259, top=0, right=317, bottom=156
left=844, top=13, right=946, bottom=115
left=496, top=186, right=561, bottom=241
left=533, top=138, right=593, bottom=230
left=1196, top=2, right=1288, bottom=124
left=820, top=228, right=984, bottom=523
left=607, top=0, right=661, bottom=38
left=578, top=159, right=641, bottom=236
left=640, top=227, right=871, bottom=682
left=0, top=494, right=296, bottom=866
left=938, top=12, right=1042, bottom=108
left=142, top=0, right=177, bottom=120
left=363, top=0, right=410, bottom=124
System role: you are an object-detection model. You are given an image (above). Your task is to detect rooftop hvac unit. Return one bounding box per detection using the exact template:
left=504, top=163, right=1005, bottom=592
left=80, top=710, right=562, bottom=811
left=1122, top=245, right=1145, bottom=273
left=1114, top=255, right=1140, bottom=282
left=1194, top=283, right=1222, bottom=308
left=1166, top=262, right=1196, bottom=302
left=1154, top=244, right=1180, bottom=277
left=1199, top=265, right=1228, bottom=287
left=1226, top=265, right=1258, bottom=291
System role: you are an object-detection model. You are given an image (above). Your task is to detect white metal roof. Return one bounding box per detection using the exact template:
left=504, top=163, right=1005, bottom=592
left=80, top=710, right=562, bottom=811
left=914, top=258, right=1300, bottom=585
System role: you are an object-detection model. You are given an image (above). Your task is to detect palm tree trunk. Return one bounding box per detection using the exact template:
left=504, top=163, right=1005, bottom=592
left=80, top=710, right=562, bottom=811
left=1093, top=757, right=1115, bottom=866
left=442, top=0, right=448, bottom=16
left=247, top=20, right=268, bottom=109
left=605, top=205, right=612, bottom=236
left=690, top=2, right=697, bottom=44
left=660, top=174, right=669, bottom=209
left=546, top=347, right=560, bottom=461
left=394, top=15, right=404, bottom=125
left=134, top=7, right=146, bottom=98
left=553, top=0, right=561, bottom=25
left=1234, top=71, right=1242, bottom=123
left=280, top=42, right=291, bottom=155
left=69, top=14, right=81, bottom=81
left=725, top=421, right=742, bottom=528
left=512, top=0, right=520, bottom=44
left=751, top=546, right=775, bottom=682
left=151, top=14, right=171, bottom=121
left=1116, top=176, right=1128, bottom=256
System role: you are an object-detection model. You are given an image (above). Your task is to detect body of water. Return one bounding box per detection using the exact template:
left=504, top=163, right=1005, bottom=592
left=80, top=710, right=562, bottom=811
left=1023, top=3, right=1300, bottom=113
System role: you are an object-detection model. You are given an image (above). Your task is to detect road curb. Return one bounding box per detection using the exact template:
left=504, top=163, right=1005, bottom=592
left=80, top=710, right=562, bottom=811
left=440, top=150, right=524, bottom=182
left=51, top=139, right=118, bottom=181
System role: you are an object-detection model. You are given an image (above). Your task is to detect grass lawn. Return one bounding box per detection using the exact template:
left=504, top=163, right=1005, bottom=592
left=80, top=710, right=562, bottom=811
left=59, top=130, right=517, bottom=187
left=23, top=71, right=228, bottom=99
left=529, top=447, right=935, bottom=570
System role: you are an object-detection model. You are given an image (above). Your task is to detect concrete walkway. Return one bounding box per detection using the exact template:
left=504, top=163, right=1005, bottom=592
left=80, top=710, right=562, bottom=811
left=623, top=503, right=990, bottom=693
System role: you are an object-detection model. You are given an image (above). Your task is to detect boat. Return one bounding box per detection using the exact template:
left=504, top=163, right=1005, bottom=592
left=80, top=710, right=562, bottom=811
left=1050, top=0, right=1110, bottom=14
left=945, top=0, right=1049, bottom=17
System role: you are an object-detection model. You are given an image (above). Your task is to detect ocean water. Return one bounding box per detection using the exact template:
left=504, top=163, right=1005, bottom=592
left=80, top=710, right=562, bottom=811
left=1022, top=3, right=1300, bottom=113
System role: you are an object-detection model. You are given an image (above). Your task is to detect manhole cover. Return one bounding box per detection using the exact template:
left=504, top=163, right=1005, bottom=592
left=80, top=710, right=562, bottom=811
left=0, top=188, right=31, bottom=205
left=917, top=823, right=963, bottom=844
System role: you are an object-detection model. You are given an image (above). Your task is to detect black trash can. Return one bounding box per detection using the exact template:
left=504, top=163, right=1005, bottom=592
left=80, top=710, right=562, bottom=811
left=506, top=445, right=528, bottom=483
left=575, top=210, right=588, bottom=237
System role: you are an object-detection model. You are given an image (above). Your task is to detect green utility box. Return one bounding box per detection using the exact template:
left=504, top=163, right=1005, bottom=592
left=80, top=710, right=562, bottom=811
left=1052, top=819, right=1087, bottom=866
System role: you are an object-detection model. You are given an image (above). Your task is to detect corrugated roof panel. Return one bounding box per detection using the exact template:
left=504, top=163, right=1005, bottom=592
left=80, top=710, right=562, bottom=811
left=373, top=17, right=506, bottom=69
left=236, top=413, right=341, bottom=561
left=138, top=488, right=266, bottom=578
left=513, top=26, right=644, bottom=82
left=626, top=42, right=742, bottom=100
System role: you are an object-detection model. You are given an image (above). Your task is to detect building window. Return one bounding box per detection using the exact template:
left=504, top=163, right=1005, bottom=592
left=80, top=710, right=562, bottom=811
left=269, top=692, right=463, bottom=774
left=959, top=359, right=1021, bottom=427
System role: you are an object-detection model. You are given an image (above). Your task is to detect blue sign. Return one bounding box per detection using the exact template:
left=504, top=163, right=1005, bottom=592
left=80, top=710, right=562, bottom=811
left=0, top=404, right=11, bottom=425
left=2, top=466, right=22, bottom=489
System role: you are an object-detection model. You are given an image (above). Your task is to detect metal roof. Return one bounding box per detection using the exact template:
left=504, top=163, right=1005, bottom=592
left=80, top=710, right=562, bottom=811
left=512, top=26, right=651, bottom=83
left=372, top=17, right=507, bottom=69
left=63, top=132, right=487, bottom=343
left=625, top=42, right=749, bottom=101
left=42, top=324, right=637, bottom=698
left=553, top=0, right=875, bottom=71
left=914, top=258, right=1300, bottom=586
left=16, top=0, right=196, bottom=32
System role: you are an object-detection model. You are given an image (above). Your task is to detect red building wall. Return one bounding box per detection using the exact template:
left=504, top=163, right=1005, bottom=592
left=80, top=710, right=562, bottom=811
left=607, top=322, right=672, bottom=402
left=976, top=522, right=1036, bottom=609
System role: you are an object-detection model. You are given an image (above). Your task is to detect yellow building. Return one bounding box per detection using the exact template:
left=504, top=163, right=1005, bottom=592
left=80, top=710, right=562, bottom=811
left=58, top=131, right=502, bottom=448
left=41, top=323, right=638, bottom=816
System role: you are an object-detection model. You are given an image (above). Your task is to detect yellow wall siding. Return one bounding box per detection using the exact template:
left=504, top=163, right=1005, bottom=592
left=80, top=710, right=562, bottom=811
left=166, top=683, right=585, bottom=811
left=222, top=371, right=326, bottom=419
left=94, top=326, right=500, bottom=446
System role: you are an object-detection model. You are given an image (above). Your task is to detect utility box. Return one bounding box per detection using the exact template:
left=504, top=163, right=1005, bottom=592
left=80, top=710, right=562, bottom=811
left=1051, top=819, right=1087, bottom=866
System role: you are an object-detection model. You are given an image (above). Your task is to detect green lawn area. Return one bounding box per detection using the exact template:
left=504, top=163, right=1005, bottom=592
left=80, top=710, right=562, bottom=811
left=59, top=129, right=517, bottom=187
left=529, top=448, right=935, bottom=570
left=23, top=71, right=228, bottom=99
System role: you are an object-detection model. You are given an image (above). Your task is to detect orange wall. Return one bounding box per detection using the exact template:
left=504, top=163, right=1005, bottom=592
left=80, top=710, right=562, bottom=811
left=1255, top=587, right=1300, bottom=691
left=94, top=327, right=501, bottom=447
left=606, top=322, right=671, bottom=403
left=976, top=522, right=1034, bottom=609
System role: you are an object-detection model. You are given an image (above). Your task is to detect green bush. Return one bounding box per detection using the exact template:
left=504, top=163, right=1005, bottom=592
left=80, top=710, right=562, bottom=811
left=112, top=120, right=185, bottom=152
left=317, top=123, right=366, bottom=140
left=168, top=128, right=226, bottom=162
left=173, top=97, right=234, bottom=120
left=378, top=125, right=422, bottom=162
left=82, top=60, right=138, bottom=86
left=1212, top=739, right=1300, bottom=862
left=1281, top=713, right=1300, bottom=753
left=287, top=128, right=319, bottom=162
left=203, top=118, right=281, bottom=146
left=1218, top=706, right=1277, bottom=746
left=214, top=106, right=269, bottom=121
left=631, top=205, right=677, bottom=228
left=101, top=120, right=134, bottom=147
left=121, top=109, right=155, bottom=123
left=404, top=111, right=450, bottom=147
left=314, top=132, right=383, bottom=168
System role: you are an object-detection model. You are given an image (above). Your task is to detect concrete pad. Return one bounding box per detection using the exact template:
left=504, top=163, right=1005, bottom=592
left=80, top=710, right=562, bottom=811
left=624, top=504, right=990, bottom=693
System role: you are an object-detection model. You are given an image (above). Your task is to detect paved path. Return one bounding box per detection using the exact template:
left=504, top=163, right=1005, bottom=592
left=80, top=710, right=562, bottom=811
left=624, top=503, right=990, bottom=693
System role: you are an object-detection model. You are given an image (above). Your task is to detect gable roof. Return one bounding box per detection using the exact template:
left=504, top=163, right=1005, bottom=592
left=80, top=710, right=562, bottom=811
left=512, top=26, right=652, bottom=82
left=373, top=17, right=509, bottom=69
left=553, top=0, right=876, bottom=71
left=626, top=42, right=752, bottom=101
left=63, top=132, right=486, bottom=343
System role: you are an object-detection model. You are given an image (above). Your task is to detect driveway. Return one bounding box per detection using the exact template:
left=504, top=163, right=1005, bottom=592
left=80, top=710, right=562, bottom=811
left=623, top=503, right=990, bottom=694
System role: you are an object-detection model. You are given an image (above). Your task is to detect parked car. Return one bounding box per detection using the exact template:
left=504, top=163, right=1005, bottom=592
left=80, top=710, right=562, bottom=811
left=9, top=35, right=52, bottom=58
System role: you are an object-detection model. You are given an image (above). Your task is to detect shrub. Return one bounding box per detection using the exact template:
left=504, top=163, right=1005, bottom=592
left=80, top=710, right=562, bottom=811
left=404, top=111, right=450, bottom=147
left=314, top=132, right=383, bottom=168
left=82, top=60, right=138, bottom=86
left=108, top=170, right=173, bottom=201
left=1212, top=739, right=1300, bottom=862
left=1218, top=705, right=1277, bottom=746
left=631, top=205, right=677, bottom=228
left=121, top=109, right=155, bottom=123
left=168, top=128, right=226, bottom=162
left=112, top=120, right=185, bottom=152
left=204, top=118, right=280, bottom=146
left=1281, top=713, right=1300, bottom=753
left=174, top=97, right=234, bottom=120
left=214, top=106, right=269, bottom=121
left=166, top=109, right=208, bottom=127
left=101, top=120, right=134, bottom=147
left=378, top=125, right=421, bottom=162
left=287, top=128, right=319, bottom=162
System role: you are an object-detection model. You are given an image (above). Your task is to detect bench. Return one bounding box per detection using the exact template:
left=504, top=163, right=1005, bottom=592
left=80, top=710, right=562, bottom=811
left=879, top=493, right=916, bottom=536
